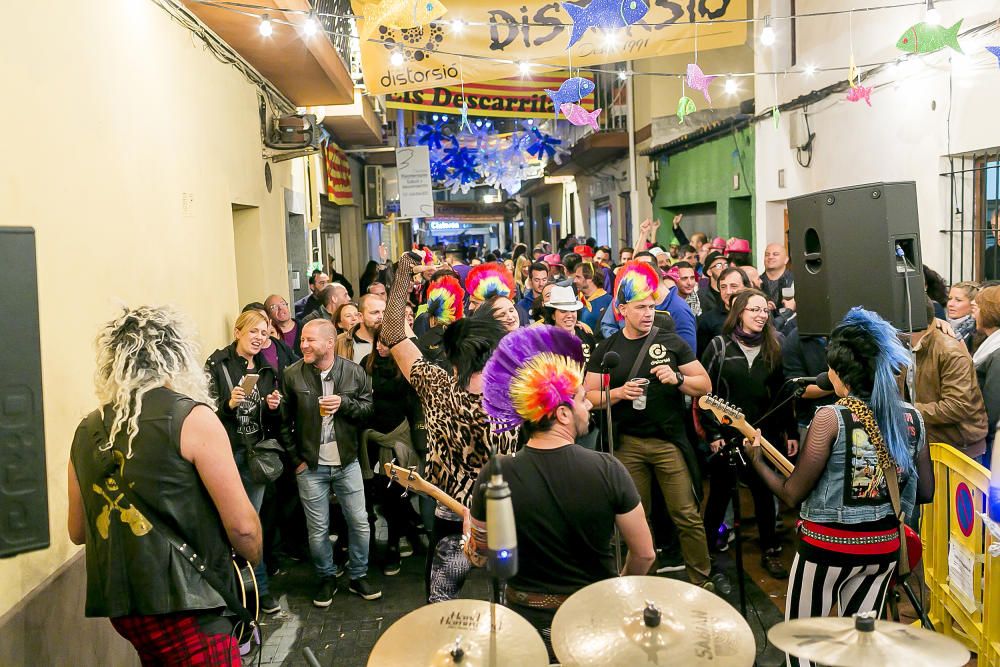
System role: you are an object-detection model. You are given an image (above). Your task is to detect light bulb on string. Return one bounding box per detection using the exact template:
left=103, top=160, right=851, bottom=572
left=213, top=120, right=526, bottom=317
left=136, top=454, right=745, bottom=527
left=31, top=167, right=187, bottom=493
left=925, top=0, right=941, bottom=25
left=724, top=77, right=738, bottom=95
left=760, top=16, right=776, bottom=47
left=390, top=50, right=405, bottom=67
left=259, top=14, right=273, bottom=36
left=803, top=64, right=817, bottom=77
left=451, top=19, right=465, bottom=33
left=618, top=70, right=630, bottom=81
left=518, top=61, right=532, bottom=76
left=602, top=30, right=620, bottom=48
left=475, top=119, right=483, bottom=127
left=303, top=13, right=319, bottom=37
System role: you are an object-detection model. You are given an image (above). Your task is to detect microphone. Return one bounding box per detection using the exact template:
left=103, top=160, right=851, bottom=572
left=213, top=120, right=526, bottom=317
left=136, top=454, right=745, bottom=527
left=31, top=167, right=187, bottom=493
left=601, top=351, right=621, bottom=370
left=789, top=372, right=833, bottom=391
left=485, top=465, right=518, bottom=580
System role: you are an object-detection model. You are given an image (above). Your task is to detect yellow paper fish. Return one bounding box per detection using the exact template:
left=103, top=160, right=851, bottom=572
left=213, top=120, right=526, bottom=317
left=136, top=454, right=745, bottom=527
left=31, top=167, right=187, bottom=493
left=848, top=53, right=858, bottom=89
left=354, top=0, right=448, bottom=38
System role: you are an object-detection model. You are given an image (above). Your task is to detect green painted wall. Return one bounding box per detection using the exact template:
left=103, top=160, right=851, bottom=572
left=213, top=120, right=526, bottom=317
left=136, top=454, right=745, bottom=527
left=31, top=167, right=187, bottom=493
left=652, top=126, right=755, bottom=246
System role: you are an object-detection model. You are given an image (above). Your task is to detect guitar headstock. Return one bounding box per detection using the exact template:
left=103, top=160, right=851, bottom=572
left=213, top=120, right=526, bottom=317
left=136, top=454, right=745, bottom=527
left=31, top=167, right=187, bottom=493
left=383, top=461, right=428, bottom=498
left=697, top=394, right=748, bottom=430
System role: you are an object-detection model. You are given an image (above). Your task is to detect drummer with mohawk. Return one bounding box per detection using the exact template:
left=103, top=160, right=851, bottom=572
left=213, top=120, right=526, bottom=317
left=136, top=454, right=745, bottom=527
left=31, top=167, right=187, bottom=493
left=468, top=326, right=655, bottom=660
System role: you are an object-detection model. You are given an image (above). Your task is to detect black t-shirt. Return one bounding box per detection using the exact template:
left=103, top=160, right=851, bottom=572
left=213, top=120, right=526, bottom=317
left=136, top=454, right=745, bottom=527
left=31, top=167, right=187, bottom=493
left=471, top=445, right=640, bottom=594
left=586, top=328, right=696, bottom=439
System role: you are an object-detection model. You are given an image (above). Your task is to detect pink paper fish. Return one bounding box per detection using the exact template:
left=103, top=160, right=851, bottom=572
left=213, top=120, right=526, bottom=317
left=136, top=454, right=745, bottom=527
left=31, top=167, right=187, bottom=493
left=686, top=63, right=718, bottom=104
left=560, top=103, right=602, bottom=131
left=846, top=84, right=872, bottom=106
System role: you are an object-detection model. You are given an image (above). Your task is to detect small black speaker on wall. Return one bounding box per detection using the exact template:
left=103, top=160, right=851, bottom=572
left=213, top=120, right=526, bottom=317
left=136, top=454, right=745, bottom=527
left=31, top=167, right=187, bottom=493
left=0, top=228, right=49, bottom=558
left=787, top=182, right=928, bottom=336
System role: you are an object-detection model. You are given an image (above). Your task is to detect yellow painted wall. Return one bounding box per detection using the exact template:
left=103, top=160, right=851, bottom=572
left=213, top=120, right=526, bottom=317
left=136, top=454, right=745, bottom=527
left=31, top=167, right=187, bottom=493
left=0, top=1, right=303, bottom=618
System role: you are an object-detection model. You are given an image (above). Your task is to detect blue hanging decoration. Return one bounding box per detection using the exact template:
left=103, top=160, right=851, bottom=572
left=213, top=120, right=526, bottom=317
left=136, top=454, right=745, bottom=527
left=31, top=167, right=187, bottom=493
left=524, top=127, right=563, bottom=162
left=414, top=120, right=447, bottom=150
left=988, top=46, right=1000, bottom=67
left=441, top=136, right=480, bottom=194
left=562, top=0, right=649, bottom=49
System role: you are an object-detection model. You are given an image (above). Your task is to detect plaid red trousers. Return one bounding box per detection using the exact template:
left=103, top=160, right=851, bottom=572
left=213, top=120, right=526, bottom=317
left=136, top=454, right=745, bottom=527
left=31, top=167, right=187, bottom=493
left=111, top=612, right=239, bottom=666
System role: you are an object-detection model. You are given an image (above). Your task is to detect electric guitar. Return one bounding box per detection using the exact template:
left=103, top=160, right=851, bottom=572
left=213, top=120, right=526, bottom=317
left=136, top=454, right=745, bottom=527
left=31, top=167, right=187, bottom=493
left=383, top=462, right=466, bottom=517
left=696, top=394, right=922, bottom=571
left=231, top=555, right=259, bottom=645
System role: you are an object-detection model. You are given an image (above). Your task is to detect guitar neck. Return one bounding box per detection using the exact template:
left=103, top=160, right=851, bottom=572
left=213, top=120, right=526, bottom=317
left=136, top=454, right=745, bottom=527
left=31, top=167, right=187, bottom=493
left=385, top=464, right=466, bottom=516
left=730, top=423, right=795, bottom=478
left=422, top=485, right=467, bottom=517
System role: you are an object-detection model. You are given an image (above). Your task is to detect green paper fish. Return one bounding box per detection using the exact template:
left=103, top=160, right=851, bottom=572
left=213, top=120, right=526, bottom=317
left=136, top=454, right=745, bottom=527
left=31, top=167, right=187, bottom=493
left=896, top=20, right=963, bottom=54
left=772, top=105, right=780, bottom=129
left=676, top=96, right=696, bottom=123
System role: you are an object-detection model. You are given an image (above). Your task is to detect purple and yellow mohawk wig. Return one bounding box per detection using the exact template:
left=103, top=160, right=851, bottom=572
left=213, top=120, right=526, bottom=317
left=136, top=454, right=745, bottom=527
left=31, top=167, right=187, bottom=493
left=483, top=326, right=585, bottom=432
left=612, top=260, right=666, bottom=320
left=425, top=275, right=465, bottom=325
left=466, top=262, right=516, bottom=303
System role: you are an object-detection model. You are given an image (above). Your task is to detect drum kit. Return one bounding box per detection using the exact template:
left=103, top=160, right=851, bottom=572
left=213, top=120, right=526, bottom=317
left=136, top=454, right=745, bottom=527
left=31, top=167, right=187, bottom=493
left=368, top=576, right=970, bottom=667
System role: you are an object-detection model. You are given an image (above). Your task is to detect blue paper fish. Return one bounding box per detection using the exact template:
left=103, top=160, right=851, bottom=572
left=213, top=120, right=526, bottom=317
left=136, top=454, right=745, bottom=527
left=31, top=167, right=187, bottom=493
left=544, top=77, right=596, bottom=109
left=988, top=46, right=1000, bottom=67
left=562, top=0, right=649, bottom=49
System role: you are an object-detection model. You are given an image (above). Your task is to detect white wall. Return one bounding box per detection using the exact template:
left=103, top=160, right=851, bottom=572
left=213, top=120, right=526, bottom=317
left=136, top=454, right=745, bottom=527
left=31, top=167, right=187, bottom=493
left=753, top=0, right=1000, bottom=276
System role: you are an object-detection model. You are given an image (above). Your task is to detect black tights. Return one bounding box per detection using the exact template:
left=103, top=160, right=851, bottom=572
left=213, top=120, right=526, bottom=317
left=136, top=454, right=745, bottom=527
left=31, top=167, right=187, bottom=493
left=703, top=449, right=778, bottom=552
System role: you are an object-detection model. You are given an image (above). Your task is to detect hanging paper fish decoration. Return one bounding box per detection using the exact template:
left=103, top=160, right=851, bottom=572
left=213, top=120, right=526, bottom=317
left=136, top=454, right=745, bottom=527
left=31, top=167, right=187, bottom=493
left=676, top=96, right=696, bottom=123
left=545, top=77, right=596, bottom=109
left=848, top=53, right=859, bottom=88
left=845, top=84, right=872, bottom=106
left=987, top=46, right=1000, bottom=67
left=460, top=101, right=472, bottom=133
left=771, top=106, right=780, bottom=129
left=353, top=0, right=448, bottom=37
left=560, top=103, right=602, bottom=131
left=895, top=20, right=963, bottom=55
left=562, top=0, right=649, bottom=49
left=685, top=64, right=718, bottom=104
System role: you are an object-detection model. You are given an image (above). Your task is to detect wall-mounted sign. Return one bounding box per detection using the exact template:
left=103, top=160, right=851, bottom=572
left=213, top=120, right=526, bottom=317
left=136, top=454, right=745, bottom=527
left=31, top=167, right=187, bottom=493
left=396, top=146, right=435, bottom=219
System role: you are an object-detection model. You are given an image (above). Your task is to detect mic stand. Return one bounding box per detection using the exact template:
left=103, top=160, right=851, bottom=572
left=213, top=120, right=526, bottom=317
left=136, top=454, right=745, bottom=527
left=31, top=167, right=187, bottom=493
left=752, top=382, right=806, bottom=429
left=720, top=437, right=750, bottom=618
left=602, top=374, right=623, bottom=573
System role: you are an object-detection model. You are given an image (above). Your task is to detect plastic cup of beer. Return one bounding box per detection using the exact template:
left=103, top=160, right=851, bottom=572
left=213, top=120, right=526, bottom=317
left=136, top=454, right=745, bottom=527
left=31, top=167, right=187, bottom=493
left=630, top=378, right=650, bottom=410
left=319, top=396, right=330, bottom=417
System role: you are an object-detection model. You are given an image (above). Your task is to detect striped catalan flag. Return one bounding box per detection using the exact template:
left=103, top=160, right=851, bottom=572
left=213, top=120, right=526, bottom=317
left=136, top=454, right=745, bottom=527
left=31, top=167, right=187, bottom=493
left=325, top=141, right=353, bottom=205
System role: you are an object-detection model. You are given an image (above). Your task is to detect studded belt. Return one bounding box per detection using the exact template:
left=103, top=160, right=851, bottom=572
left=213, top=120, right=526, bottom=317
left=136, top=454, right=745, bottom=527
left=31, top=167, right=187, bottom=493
left=799, top=519, right=900, bottom=556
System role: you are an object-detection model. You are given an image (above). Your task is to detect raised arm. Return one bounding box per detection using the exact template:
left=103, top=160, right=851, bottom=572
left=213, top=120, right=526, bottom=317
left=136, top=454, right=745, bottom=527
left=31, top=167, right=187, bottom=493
left=749, top=405, right=837, bottom=507
left=383, top=251, right=424, bottom=380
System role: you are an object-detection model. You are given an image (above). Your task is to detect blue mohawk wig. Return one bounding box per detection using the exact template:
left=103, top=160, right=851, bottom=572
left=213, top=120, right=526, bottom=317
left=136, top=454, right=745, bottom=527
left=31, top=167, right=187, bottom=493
left=834, top=307, right=914, bottom=474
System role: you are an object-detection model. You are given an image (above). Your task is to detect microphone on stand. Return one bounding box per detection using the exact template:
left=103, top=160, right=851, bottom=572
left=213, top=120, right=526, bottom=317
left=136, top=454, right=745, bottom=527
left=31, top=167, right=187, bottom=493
left=788, top=371, right=833, bottom=391
left=600, top=350, right=621, bottom=382
left=485, top=463, right=518, bottom=581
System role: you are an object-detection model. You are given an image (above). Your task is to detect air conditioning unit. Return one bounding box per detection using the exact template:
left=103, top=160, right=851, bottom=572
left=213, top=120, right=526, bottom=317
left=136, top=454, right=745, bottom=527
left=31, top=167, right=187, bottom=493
left=266, top=113, right=321, bottom=151
left=365, top=165, right=385, bottom=219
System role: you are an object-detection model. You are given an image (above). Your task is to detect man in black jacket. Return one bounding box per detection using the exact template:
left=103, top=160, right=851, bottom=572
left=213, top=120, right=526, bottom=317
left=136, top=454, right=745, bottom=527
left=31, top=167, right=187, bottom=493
left=282, top=319, right=380, bottom=606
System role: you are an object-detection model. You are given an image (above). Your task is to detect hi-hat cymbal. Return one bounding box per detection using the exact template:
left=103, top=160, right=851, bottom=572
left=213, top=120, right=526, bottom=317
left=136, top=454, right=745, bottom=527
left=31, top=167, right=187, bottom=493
left=550, top=576, right=755, bottom=667
left=768, top=615, right=970, bottom=667
left=367, top=599, right=549, bottom=667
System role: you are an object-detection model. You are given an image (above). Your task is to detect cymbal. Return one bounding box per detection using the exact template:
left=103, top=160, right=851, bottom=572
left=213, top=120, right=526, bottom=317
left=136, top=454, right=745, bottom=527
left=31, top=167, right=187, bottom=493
left=768, top=614, right=970, bottom=667
left=367, top=599, right=549, bottom=667
left=550, top=576, right=755, bottom=667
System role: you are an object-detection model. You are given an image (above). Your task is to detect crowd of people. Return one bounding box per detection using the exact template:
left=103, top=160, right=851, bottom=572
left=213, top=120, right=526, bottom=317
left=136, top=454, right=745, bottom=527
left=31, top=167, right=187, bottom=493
left=67, top=212, right=1000, bottom=665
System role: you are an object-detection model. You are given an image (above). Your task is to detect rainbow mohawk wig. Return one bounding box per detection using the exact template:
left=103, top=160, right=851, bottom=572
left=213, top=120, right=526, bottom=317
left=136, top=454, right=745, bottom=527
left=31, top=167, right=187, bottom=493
left=613, top=260, right=666, bottom=320
left=483, top=326, right=585, bottom=432
left=467, top=262, right=515, bottom=302
left=425, top=275, right=465, bottom=325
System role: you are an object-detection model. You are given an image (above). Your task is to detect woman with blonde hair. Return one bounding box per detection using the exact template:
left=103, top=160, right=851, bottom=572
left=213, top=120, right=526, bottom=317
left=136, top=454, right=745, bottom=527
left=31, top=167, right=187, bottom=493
left=948, top=281, right=979, bottom=350
left=205, top=308, right=284, bottom=614
left=973, top=285, right=1000, bottom=464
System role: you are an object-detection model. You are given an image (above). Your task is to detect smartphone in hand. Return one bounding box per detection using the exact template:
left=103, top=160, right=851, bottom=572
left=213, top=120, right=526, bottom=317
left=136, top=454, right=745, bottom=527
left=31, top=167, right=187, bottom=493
left=240, top=374, right=260, bottom=394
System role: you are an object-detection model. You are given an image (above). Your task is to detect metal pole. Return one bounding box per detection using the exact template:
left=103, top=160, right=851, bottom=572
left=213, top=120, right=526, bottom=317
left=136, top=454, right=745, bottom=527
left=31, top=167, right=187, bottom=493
left=625, top=61, right=641, bottom=245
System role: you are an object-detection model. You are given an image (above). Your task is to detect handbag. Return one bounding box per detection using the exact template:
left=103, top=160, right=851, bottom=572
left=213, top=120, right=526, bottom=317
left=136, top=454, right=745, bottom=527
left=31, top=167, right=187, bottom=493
left=219, top=364, right=284, bottom=484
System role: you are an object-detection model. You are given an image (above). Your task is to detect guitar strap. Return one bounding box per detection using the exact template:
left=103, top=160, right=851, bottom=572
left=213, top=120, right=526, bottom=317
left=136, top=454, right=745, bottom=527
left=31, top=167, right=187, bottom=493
left=85, top=410, right=256, bottom=627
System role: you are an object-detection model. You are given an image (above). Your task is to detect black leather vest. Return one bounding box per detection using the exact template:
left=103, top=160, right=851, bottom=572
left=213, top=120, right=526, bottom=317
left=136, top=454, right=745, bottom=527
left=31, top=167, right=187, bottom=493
left=70, top=387, right=236, bottom=618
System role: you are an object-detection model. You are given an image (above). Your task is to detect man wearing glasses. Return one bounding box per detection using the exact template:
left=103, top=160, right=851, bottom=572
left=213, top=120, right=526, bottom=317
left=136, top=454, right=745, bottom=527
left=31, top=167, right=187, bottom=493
left=265, top=294, right=302, bottom=357
left=697, top=251, right=730, bottom=315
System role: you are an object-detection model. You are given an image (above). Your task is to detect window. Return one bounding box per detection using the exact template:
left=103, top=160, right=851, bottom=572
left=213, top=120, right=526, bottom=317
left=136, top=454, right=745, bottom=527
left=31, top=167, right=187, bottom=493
left=945, top=152, right=1000, bottom=283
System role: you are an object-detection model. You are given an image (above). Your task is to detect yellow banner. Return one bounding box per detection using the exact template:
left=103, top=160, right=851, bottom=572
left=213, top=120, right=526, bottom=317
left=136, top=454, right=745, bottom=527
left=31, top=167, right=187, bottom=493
left=356, top=0, right=748, bottom=95
left=384, top=72, right=596, bottom=118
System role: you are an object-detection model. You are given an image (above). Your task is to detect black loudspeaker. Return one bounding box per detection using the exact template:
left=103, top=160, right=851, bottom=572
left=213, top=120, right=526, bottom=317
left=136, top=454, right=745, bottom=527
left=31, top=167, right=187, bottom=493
left=788, top=182, right=928, bottom=336
left=0, top=228, right=49, bottom=558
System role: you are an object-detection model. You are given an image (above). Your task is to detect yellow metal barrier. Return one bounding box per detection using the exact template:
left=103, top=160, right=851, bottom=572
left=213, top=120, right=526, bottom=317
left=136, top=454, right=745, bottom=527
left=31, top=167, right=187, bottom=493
left=920, top=443, right=995, bottom=665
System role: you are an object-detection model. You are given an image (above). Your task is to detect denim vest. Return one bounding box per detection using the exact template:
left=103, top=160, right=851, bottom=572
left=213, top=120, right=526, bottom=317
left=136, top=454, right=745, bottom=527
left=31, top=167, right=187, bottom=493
left=800, top=403, right=925, bottom=524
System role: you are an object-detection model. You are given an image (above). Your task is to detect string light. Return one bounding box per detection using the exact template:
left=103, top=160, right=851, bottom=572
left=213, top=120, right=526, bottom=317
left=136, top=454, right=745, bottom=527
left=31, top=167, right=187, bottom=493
left=618, top=70, right=629, bottom=81
left=724, top=77, right=738, bottom=95
left=925, top=0, right=941, bottom=25
left=760, top=15, right=776, bottom=46
left=390, top=50, right=405, bottom=67
left=518, top=61, right=532, bottom=76
left=259, top=14, right=273, bottom=36
left=804, top=64, right=817, bottom=76
left=303, top=13, right=319, bottom=37
left=451, top=19, right=465, bottom=33
left=602, top=30, right=620, bottom=48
